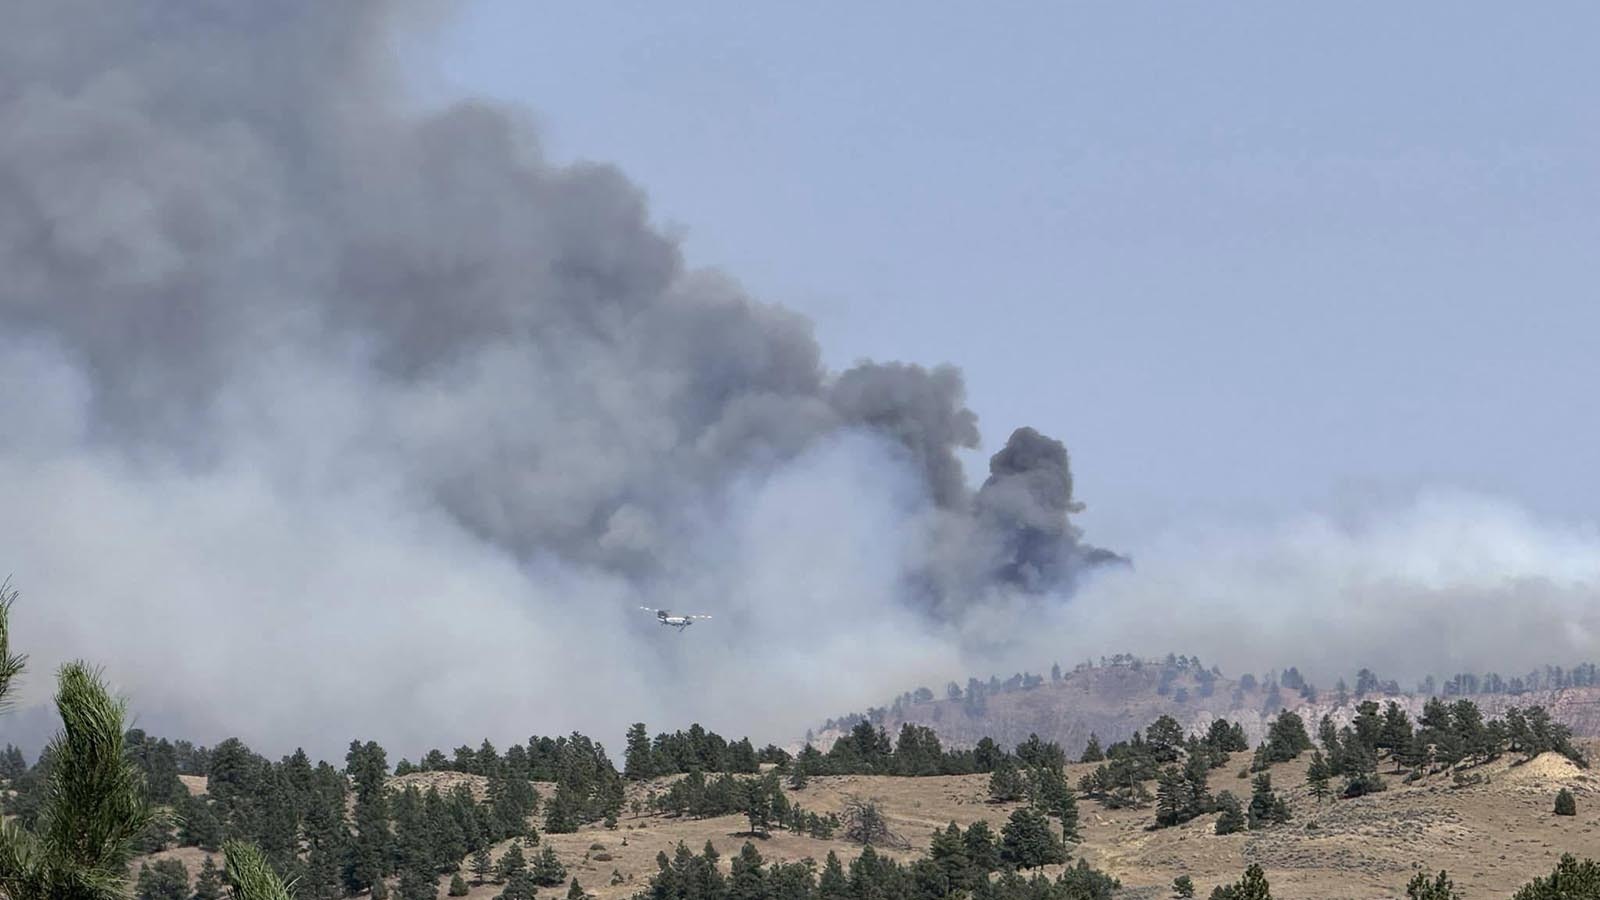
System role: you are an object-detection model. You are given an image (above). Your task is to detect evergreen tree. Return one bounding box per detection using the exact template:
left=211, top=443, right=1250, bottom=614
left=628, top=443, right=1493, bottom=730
left=1380, top=702, right=1415, bottom=751
left=1146, top=716, right=1186, bottom=763
left=178, top=794, right=225, bottom=851
left=1406, top=870, right=1463, bottom=900
left=1213, top=792, right=1245, bottom=835
left=532, top=844, right=568, bottom=887
left=1556, top=788, right=1577, bottom=816
left=1263, top=711, right=1312, bottom=763
left=1212, top=863, right=1271, bottom=900
left=1080, top=733, right=1105, bottom=763
left=818, top=852, right=848, bottom=900
left=1155, top=767, right=1187, bottom=828
left=1247, top=774, right=1289, bottom=828
left=730, top=842, right=765, bottom=900
left=787, top=764, right=809, bottom=791
left=928, top=824, right=973, bottom=891
left=471, top=846, right=494, bottom=884
left=743, top=778, right=773, bottom=836
left=223, top=840, right=301, bottom=900
left=1307, top=751, right=1331, bottom=802
left=448, top=874, right=470, bottom=897
left=395, top=865, right=438, bottom=900
left=988, top=759, right=1027, bottom=802
left=496, top=841, right=528, bottom=884
left=0, top=591, right=156, bottom=900
left=498, top=871, right=536, bottom=900
left=624, top=723, right=654, bottom=780
left=567, top=877, right=587, bottom=900
left=1182, top=751, right=1212, bottom=818
left=193, top=856, right=226, bottom=900
left=999, top=807, right=1068, bottom=869
left=1513, top=854, right=1600, bottom=900
left=1175, top=875, right=1196, bottom=899
left=543, top=779, right=581, bottom=834
left=136, top=859, right=191, bottom=900
left=344, top=739, right=392, bottom=893
left=1397, top=732, right=1432, bottom=772
left=300, top=768, right=349, bottom=900
left=963, top=820, right=1001, bottom=874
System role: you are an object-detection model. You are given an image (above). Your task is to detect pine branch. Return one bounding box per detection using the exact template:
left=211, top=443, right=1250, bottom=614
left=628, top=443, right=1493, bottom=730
left=224, top=841, right=297, bottom=900
left=36, top=662, right=154, bottom=900
left=0, top=579, right=26, bottom=710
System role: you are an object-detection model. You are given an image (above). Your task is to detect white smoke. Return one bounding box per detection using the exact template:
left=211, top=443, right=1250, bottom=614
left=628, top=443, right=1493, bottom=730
left=1023, top=492, right=1600, bottom=688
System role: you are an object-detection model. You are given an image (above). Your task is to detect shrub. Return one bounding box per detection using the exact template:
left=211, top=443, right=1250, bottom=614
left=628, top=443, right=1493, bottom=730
left=1556, top=788, right=1577, bottom=817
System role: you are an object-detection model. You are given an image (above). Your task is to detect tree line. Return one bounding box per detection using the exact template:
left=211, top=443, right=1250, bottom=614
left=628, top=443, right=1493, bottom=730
left=630, top=829, right=1120, bottom=900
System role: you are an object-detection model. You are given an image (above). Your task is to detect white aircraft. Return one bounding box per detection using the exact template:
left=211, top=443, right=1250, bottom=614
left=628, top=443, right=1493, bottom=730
left=639, top=606, right=712, bottom=632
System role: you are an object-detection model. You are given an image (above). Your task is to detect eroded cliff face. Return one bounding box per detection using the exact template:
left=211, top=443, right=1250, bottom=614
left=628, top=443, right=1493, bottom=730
left=808, top=663, right=1600, bottom=755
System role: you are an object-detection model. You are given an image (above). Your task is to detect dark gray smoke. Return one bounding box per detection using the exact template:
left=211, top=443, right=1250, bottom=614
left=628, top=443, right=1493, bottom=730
left=0, top=1, right=1111, bottom=755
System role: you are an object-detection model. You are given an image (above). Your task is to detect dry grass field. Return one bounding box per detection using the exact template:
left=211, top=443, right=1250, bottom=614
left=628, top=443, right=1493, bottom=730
left=133, top=741, right=1600, bottom=900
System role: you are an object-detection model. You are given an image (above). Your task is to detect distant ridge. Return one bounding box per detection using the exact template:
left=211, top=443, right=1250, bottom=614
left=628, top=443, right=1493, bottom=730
left=804, top=656, right=1600, bottom=755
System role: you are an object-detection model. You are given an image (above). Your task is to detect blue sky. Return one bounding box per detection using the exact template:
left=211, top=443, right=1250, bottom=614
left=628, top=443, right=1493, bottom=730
left=424, top=3, right=1599, bottom=548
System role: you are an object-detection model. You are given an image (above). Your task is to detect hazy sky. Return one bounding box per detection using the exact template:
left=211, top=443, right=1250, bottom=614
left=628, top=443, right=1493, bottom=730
left=428, top=3, right=1599, bottom=550
left=4, top=3, right=1599, bottom=760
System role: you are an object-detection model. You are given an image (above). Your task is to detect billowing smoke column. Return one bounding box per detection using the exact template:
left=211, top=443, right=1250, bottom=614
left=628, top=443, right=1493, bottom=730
left=0, top=1, right=1110, bottom=754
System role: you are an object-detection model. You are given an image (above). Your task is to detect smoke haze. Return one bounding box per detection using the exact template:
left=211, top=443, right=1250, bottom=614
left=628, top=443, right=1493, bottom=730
left=3, top=3, right=1597, bottom=761
left=0, top=1, right=1099, bottom=757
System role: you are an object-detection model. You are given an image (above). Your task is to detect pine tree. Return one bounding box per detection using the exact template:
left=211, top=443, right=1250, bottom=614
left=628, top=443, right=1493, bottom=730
left=136, top=859, right=191, bottom=900
left=567, top=877, right=587, bottom=900
left=1307, top=751, right=1331, bottom=802
left=1398, top=732, right=1432, bottom=772
left=193, top=856, right=226, bottom=900
left=1213, top=863, right=1272, bottom=900
left=1080, top=733, right=1104, bottom=763
left=448, top=874, right=470, bottom=897
left=498, top=871, right=535, bottom=900
left=963, top=820, right=1001, bottom=874
left=496, top=841, right=528, bottom=884
left=818, top=852, right=848, bottom=900
left=1247, top=774, right=1288, bottom=828
left=729, top=842, right=765, bottom=900
left=744, top=778, right=772, bottom=835
left=395, top=864, right=438, bottom=900
left=0, top=588, right=155, bottom=900
left=1214, top=792, right=1245, bottom=835
left=988, top=759, right=1027, bottom=802
left=1174, top=875, right=1196, bottom=899
left=471, top=846, right=494, bottom=883
left=344, top=740, right=393, bottom=893
left=999, top=807, right=1068, bottom=869
left=928, top=824, right=973, bottom=891
left=1155, top=767, right=1186, bottom=828
left=532, top=844, right=568, bottom=887
left=178, top=794, right=225, bottom=851
left=1407, top=870, right=1463, bottom=900
left=624, top=723, right=654, bottom=781
left=1183, top=751, right=1212, bottom=818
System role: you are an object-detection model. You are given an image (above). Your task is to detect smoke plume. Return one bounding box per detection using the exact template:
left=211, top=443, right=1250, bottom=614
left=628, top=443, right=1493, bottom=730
left=4, top=3, right=1595, bottom=762
left=0, top=1, right=1106, bottom=757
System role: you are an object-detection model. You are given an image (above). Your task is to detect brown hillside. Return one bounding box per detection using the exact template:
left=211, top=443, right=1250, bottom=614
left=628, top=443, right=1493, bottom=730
left=135, top=744, right=1600, bottom=900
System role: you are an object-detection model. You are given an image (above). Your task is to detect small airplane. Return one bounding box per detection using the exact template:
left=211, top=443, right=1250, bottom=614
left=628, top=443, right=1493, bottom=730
left=639, top=606, right=712, bottom=632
